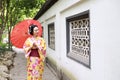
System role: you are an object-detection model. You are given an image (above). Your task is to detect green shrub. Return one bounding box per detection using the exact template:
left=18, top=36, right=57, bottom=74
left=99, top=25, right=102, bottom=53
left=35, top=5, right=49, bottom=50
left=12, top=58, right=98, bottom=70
left=0, top=41, right=8, bottom=54
left=0, top=41, right=7, bottom=48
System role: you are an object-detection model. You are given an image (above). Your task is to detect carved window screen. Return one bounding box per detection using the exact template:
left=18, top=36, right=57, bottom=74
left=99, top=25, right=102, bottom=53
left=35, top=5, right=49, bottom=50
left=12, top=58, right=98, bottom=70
left=66, top=10, right=90, bottom=68
left=48, top=23, right=55, bottom=50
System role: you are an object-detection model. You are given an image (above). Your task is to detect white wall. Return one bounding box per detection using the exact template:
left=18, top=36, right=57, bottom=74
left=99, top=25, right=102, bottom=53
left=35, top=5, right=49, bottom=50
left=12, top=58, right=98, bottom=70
left=92, top=0, right=120, bottom=80
left=38, top=0, right=120, bottom=80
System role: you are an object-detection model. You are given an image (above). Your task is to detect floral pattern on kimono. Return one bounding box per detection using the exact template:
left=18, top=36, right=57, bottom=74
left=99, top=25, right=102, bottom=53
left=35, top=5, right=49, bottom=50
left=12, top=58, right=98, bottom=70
left=23, top=37, right=46, bottom=80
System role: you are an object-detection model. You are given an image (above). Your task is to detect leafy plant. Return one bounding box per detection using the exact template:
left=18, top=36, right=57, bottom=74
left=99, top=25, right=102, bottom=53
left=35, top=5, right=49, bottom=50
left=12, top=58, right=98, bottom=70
left=0, top=0, right=46, bottom=49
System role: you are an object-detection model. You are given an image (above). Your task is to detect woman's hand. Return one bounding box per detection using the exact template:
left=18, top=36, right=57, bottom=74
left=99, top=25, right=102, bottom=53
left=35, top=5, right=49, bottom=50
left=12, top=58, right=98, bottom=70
left=33, top=42, right=39, bottom=49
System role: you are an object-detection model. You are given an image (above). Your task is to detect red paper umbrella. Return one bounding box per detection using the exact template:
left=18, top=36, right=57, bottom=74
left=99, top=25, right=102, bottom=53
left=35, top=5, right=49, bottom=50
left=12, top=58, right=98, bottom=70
left=10, top=19, right=42, bottom=48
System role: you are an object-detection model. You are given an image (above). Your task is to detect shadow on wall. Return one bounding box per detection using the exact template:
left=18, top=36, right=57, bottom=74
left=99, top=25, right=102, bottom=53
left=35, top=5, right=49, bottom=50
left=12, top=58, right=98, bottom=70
left=46, top=57, right=76, bottom=80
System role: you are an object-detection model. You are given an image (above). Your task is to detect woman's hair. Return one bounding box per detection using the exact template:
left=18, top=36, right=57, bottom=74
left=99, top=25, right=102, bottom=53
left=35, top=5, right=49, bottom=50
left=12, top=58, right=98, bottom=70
left=29, top=24, right=38, bottom=35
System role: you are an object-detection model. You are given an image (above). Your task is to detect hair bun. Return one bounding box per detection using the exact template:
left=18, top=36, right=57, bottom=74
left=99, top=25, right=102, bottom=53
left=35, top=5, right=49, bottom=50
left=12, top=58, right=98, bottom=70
left=28, top=24, right=37, bottom=35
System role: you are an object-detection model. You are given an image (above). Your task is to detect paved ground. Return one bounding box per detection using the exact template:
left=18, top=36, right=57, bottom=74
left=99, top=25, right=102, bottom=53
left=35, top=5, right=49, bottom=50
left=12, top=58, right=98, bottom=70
left=10, top=48, right=59, bottom=80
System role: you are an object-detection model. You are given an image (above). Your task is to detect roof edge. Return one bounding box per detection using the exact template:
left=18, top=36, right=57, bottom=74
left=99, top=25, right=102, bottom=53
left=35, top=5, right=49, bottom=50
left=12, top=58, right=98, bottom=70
left=34, top=0, right=58, bottom=20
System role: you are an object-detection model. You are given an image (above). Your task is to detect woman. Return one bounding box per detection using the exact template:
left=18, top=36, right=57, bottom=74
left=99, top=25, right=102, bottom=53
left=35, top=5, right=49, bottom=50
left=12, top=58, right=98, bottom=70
left=23, top=24, right=46, bottom=80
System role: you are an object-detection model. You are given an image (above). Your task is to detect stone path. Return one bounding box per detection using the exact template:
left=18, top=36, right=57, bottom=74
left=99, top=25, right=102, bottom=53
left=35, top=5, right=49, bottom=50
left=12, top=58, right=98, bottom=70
left=10, top=51, right=59, bottom=80
left=10, top=53, right=27, bottom=80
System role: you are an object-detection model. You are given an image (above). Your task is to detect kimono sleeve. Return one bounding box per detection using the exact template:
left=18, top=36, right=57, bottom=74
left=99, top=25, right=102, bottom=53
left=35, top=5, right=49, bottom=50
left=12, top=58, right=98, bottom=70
left=41, top=38, right=46, bottom=56
left=23, top=38, right=32, bottom=58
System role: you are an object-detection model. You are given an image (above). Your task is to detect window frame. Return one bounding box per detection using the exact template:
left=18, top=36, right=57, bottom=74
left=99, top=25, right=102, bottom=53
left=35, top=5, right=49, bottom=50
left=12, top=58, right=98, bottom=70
left=66, top=10, right=91, bottom=68
left=48, top=23, right=55, bottom=50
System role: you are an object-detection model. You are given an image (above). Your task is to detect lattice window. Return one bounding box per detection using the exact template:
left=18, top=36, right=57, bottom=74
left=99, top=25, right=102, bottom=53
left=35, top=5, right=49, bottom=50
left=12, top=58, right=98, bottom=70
left=48, top=23, right=55, bottom=50
left=66, top=10, right=90, bottom=68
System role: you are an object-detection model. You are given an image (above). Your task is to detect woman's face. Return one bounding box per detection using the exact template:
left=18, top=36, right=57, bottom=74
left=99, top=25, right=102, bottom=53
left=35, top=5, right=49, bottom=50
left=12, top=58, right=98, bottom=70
left=33, top=27, right=39, bottom=36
